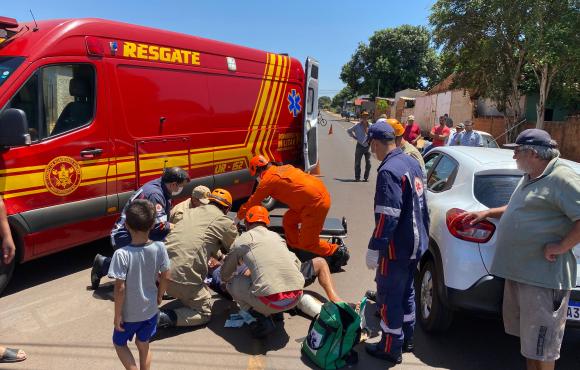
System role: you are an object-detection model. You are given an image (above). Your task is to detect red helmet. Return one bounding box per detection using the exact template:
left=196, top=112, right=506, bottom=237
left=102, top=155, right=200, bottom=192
left=245, top=205, right=270, bottom=226
left=249, top=155, right=269, bottom=177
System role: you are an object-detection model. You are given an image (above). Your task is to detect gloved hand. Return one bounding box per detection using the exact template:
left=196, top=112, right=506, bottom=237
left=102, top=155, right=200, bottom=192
left=365, top=249, right=379, bottom=270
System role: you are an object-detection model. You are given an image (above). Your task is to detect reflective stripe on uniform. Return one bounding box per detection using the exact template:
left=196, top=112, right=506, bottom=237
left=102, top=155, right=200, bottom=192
left=380, top=321, right=402, bottom=335
left=403, top=313, right=415, bottom=322
left=375, top=205, right=401, bottom=217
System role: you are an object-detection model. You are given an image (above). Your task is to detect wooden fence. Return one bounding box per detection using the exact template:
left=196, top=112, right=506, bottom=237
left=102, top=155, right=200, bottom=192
left=474, top=116, right=580, bottom=162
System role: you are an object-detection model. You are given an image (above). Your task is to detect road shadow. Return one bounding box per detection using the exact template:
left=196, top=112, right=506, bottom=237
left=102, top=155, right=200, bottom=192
left=333, top=178, right=362, bottom=183
left=206, top=298, right=290, bottom=355
left=4, top=238, right=111, bottom=297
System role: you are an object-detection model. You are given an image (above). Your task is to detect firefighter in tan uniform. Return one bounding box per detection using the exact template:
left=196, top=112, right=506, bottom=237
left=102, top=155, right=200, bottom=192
left=158, top=189, right=238, bottom=328
left=221, top=206, right=305, bottom=337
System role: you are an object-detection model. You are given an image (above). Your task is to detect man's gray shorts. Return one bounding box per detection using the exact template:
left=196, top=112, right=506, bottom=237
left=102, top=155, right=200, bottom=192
left=503, top=279, right=570, bottom=361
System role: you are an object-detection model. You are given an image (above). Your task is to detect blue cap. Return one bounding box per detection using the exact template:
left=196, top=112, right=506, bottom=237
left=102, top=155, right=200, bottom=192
left=367, top=121, right=395, bottom=141
left=504, top=129, right=555, bottom=148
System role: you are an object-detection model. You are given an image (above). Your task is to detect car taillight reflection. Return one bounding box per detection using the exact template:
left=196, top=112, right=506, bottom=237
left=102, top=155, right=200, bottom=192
left=446, top=208, right=495, bottom=243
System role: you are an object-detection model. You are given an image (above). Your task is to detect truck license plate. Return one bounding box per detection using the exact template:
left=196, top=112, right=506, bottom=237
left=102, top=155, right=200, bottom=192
left=568, top=300, right=580, bottom=321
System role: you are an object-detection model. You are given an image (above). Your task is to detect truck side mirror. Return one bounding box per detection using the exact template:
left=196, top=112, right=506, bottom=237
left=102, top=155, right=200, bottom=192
left=0, top=108, right=31, bottom=147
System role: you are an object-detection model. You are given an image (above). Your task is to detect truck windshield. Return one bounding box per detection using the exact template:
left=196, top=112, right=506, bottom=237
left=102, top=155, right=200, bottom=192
left=0, top=56, right=24, bottom=88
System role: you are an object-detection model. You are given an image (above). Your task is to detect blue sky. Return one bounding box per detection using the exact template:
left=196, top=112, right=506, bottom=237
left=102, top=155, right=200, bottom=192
left=4, top=0, right=435, bottom=97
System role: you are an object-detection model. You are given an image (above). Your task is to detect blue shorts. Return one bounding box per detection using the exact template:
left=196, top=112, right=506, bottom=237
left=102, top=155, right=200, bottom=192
left=112, top=314, right=158, bottom=346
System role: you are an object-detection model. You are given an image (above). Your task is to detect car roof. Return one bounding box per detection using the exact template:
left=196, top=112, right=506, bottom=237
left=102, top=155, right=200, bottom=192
left=431, top=146, right=580, bottom=174
left=430, top=147, right=518, bottom=168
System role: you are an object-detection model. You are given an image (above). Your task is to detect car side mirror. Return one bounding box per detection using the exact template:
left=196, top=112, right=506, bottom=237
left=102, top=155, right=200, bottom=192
left=0, top=108, right=31, bottom=147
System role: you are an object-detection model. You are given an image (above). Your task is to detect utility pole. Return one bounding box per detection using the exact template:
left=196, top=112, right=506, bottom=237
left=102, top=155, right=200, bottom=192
left=377, top=79, right=381, bottom=97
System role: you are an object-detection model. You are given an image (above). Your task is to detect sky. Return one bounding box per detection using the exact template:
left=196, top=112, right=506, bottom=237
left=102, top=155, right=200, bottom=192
left=4, top=0, right=435, bottom=97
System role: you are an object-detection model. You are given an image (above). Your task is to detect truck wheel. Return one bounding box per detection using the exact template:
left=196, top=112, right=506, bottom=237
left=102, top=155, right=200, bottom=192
left=0, top=251, right=15, bottom=296
left=416, top=259, right=453, bottom=333
left=261, top=196, right=277, bottom=211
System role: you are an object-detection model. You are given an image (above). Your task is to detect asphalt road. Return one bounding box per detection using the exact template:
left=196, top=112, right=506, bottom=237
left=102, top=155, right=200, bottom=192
left=1, top=111, right=579, bottom=369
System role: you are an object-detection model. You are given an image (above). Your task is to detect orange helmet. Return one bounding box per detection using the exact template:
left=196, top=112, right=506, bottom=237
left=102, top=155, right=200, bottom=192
left=208, top=188, right=232, bottom=208
left=249, top=155, right=269, bottom=177
left=385, top=118, right=405, bottom=137
left=245, top=205, right=270, bottom=226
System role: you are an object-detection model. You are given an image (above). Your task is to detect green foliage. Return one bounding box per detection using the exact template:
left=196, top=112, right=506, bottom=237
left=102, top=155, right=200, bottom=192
left=376, top=99, right=389, bottom=113
left=318, top=96, right=332, bottom=110
left=340, top=25, right=441, bottom=98
left=331, top=86, right=355, bottom=108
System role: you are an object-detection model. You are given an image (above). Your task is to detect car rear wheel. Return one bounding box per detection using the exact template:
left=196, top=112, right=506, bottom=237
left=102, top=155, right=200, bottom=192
left=417, top=259, right=453, bottom=332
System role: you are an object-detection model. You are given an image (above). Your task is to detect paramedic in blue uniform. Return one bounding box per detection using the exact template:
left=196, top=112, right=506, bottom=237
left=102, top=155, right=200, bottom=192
left=364, top=121, right=429, bottom=364
left=90, top=167, right=189, bottom=290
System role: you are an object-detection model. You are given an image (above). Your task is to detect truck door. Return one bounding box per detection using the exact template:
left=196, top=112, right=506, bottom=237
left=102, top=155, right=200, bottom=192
left=0, top=58, right=112, bottom=257
left=303, top=57, right=319, bottom=172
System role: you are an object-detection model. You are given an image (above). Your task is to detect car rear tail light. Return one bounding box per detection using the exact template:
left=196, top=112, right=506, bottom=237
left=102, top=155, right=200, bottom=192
left=446, top=208, right=495, bottom=243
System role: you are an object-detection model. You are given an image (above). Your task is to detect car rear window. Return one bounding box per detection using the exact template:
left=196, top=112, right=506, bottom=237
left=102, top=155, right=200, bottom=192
left=474, top=175, right=522, bottom=208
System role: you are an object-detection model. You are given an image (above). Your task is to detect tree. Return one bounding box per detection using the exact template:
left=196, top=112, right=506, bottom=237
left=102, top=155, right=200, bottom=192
left=331, top=86, right=355, bottom=108
left=430, top=0, right=531, bottom=141
left=318, top=96, right=332, bottom=110
left=340, top=25, right=441, bottom=98
left=525, top=0, right=580, bottom=128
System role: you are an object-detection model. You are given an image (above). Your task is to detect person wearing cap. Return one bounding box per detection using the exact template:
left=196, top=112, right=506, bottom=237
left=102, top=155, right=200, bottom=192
left=447, top=122, right=465, bottom=146
left=169, top=185, right=211, bottom=224
left=346, top=110, right=372, bottom=182
left=364, top=121, right=429, bottom=364
left=462, top=129, right=580, bottom=369
left=221, top=205, right=305, bottom=337
left=157, top=188, right=238, bottom=328
left=237, top=156, right=350, bottom=272
left=90, top=167, right=190, bottom=290
left=403, top=115, right=422, bottom=147
left=455, top=120, right=482, bottom=147
left=384, top=118, right=425, bottom=172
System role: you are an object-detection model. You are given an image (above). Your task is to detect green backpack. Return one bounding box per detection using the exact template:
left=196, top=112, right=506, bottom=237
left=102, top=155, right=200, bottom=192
left=301, top=301, right=362, bottom=369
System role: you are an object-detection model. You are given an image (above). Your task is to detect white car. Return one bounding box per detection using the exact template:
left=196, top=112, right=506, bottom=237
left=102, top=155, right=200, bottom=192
left=417, top=146, right=580, bottom=332
left=422, top=129, right=499, bottom=152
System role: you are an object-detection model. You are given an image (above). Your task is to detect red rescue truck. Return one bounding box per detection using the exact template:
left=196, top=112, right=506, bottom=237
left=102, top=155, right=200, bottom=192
left=0, top=16, right=321, bottom=293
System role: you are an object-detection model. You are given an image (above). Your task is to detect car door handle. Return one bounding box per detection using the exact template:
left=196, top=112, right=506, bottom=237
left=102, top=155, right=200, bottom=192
left=80, top=148, right=103, bottom=158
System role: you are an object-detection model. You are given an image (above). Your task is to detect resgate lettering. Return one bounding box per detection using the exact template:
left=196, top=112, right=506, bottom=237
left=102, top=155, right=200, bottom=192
left=123, top=41, right=201, bottom=65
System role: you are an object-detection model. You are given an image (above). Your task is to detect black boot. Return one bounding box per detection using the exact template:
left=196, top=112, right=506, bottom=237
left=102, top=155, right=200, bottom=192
left=403, top=338, right=414, bottom=353
left=328, top=243, right=350, bottom=273
left=365, top=343, right=402, bottom=364
left=248, top=311, right=275, bottom=338
left=90, top=254, right=107, bottom=290
left=365, top=290, right=377, bottom=301
left=158, top=309, right=178, bottom=328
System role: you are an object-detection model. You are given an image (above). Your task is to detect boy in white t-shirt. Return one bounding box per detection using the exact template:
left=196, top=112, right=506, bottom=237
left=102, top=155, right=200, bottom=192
left=108, top=199, right=170, bottom=370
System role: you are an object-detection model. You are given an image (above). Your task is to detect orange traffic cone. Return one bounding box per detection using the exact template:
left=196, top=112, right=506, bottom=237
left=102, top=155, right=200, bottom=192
left=328, top=124, right=333, bottom=135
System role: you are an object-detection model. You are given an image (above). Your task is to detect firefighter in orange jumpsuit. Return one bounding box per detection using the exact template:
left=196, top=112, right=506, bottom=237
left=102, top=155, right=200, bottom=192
left=237, top=156, right=349, bottom=272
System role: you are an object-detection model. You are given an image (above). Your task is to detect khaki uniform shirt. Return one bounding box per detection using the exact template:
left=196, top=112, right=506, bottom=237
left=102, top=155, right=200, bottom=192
left=165, top=204, right=238, bottom=285
left=491, top=158, right=580, bottom=290
left=401, top=140, right=426, bottom=172
left=221, top=226, right=305, bottom=296
left=169, top=198, right=192, bottom=224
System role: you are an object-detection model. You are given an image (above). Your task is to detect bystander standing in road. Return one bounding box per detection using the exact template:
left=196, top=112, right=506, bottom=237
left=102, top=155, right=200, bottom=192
left=463, top=129, right=580, bottom=370
left=108, top=199, right=171, bottom=370
left=0, top=197, right=27, bottom=364
left=346, top=111, right=372, bottom=182
left=455, top=120, right=483, bottom=147
left=403, top=115, right=422, bottom=147
left=447, top=122, right=465, bottom=146
left=364, top=121, right=429, bottom=365
left=430, top=116, right=450, bottom=148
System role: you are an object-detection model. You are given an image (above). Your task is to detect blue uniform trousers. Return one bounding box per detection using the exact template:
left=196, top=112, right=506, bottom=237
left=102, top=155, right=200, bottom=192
left=375, top=258, right=418, bottom=356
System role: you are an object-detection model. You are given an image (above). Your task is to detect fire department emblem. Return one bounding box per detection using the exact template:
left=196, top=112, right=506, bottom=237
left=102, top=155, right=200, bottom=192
left=44, top=156, right=82, bottom=196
